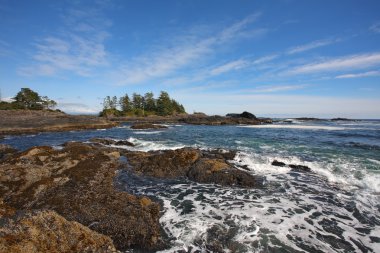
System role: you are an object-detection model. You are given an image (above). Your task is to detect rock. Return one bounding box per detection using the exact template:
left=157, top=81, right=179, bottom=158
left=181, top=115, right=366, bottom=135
left=90, top=138, right=134, bottom=147
left=0, top=209, right=119, bottom=253
left=226, top=111, right=257, bottom=120
left=0, top=144, right=17, bottom=159
left=331, top=118, right=352, bottom=121
left=125, top=148, right=257, bottom=187
left=187, top=158, right=257, bottom=187
left=126, top=148, right=201, bottom=178
left=289, top=164, right=312, bottom=172
left=0, top=142, right=165, bottom=252
left=272, top=160, right=286, bottom=167
left=130, top=123, right=168, bottom=130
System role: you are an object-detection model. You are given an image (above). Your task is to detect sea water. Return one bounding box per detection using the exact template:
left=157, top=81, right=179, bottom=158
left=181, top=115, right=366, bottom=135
left=2, top=120, right=380, bottom=252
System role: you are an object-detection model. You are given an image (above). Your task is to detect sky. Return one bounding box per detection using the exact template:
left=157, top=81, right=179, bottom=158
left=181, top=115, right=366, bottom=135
left=1, top=0, right=380, bottom=118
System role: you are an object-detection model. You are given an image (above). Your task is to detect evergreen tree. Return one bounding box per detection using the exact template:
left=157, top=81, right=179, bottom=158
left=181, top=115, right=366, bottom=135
left=132, top=93, right=143, bottom=109
left=157, top=91, right=173, bottom=116
left=144, top=92, right=156, bottom=112
left=119, top=93, right=131, bottom=112
left=103, top=96, right=112, bottom=110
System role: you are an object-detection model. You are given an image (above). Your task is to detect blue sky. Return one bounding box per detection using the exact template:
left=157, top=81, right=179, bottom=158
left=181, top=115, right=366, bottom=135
left=1, top=0, right=380, bottom=118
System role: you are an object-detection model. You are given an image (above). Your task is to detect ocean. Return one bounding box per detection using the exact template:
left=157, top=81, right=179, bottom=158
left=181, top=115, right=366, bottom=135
left=2, top=119, right=380, bottom=252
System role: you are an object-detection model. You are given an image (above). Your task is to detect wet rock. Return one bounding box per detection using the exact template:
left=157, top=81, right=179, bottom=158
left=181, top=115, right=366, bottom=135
left=289, top=164, right=311, bottom=172
left=272, top=160, right=286, bottom=167
left=188, top=158, right=257, bottom=187
left=125, top=148, right=257, bottom=188
left=0, top=209, right=119, bottom=253
left=90, top=138, right=134, bottom=146
left=126, top=148, right=201, bottom=178
left=0, top=142, right=165, bottom=252
left=130, top=123, right=168, bottom=129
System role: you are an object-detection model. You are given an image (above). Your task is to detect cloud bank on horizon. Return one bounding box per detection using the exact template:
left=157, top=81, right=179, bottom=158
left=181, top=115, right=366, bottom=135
left=0, top=0, right=380, bottom=118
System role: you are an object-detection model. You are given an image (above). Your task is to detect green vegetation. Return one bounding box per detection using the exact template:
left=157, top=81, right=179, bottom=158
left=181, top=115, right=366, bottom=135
left=100, top=91, right=186, bottom=117
left=0, top=88, right=57, bottom=110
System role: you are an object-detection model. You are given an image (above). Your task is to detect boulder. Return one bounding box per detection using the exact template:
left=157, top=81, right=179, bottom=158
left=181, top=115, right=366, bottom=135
left=130, top=123, right=168, bottom=130
left=90, top=138, right=134, bottom=147
left=187, top=158, right=257, bottom=187
left=124, top=148, right=257, bottom=187
left=226, top=111, right=257, bottom=120
left=272, top=160, right=286, bottom=167
left=289, top=164, right=311, bottom=172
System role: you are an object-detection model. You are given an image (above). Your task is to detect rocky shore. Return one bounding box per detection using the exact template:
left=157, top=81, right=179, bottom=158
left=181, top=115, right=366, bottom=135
left=0, top=140, right=260, bottom=252
left=0, top=110, right=118, bottom=136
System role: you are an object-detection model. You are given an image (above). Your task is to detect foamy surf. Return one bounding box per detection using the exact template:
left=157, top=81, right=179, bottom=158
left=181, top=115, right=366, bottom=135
left=240, top=124, right=347, bottom=131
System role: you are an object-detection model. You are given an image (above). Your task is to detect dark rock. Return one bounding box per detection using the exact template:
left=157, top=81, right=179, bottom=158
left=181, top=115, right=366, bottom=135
left=187, top=158, right=257, bottom=187
left=90, top=138, right=134, bottom=146
left=331, top=118, right=351, bottom=121
left=226, top=111, right=257, bottom=120
left=124, top=148, right=257, bottom=188
left=289, top=164, right=312, bottom=172
left=130, top=123, right=168, bottom=130
left=272, top=160, right=286, bottom=167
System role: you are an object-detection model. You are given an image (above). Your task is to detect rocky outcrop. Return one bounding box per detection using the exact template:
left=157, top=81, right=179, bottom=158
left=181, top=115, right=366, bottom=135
left=0, top=142, right=165, bottom=251
left=130, top=123, right=168, bottom=129
left=124, top=148, right=258, bottom=187
left=226, top=111, right=257, bottom=120
left=0, top=208, right=118, bottom=253
left=0, top=110, right=118, bottom=135
left=272, top=160, right=311, bottom=172
left=90, top=138, right=135, bottom=146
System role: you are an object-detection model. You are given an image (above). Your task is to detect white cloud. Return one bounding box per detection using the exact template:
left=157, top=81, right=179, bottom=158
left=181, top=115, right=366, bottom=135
left=252, top=54, right=279, bottom=65
left=335, top=70, right=380, bottom=79
left=370, top=22, right=380, bottom=33
left=210, top=59, right=248, bottom=75
left=288, top=53, right=380, bottom=75
left=19, top=4, right=110, bottom=77
left=243, top=84, right=308, bottom=93
left=57, top=102, right=99, bottom=114
left=287, top=39, right=337, bottom=54
left=112, top=13, right=262, bottom=85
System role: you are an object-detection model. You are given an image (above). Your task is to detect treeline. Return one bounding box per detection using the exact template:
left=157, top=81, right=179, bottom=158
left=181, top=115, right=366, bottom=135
left=0, top=88, right=57, bottom=110
left=100, top=91, right=186, bottom=117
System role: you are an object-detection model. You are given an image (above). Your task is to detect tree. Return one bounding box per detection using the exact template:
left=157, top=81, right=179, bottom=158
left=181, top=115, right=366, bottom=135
left=13, top=88, right=41, bottom=109
left=41, top=96, right=57, bottom=110
left=156, top=91, right=173, bottom=116
left=103, top=96, right=112, bottom=110
left=119, top=93, right=132, bottom=112
left=144, top=92, right=156, bottom=112
left=132, top=93, right=143, bottom=110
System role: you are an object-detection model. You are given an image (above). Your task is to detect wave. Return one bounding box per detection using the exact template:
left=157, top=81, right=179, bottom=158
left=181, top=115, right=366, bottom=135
left=232, top=151, right=380, bottom=193
left=126, top=137, right=185, bottom=152
left=240, top=125, right=347, bottom=131
left=133, top=131, right=164, bottom=135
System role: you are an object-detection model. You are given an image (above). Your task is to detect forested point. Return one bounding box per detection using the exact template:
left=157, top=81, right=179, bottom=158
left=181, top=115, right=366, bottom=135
left=0, top=88, right=58, bottom=111
left=100, top=91, right=186, bottom=117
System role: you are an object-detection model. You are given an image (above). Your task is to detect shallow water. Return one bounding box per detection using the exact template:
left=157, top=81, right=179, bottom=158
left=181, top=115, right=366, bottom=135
left=2, top=120, right=380, bottom=252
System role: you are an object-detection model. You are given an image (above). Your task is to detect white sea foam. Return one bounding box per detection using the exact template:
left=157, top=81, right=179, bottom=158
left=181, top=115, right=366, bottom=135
left=240, top=124, right=346, bottom=131
left=133, top=131, right=164, bottom=135
left=96, top=128, right=107, bottom=131
left=124, top=137, right=185, bottom=152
